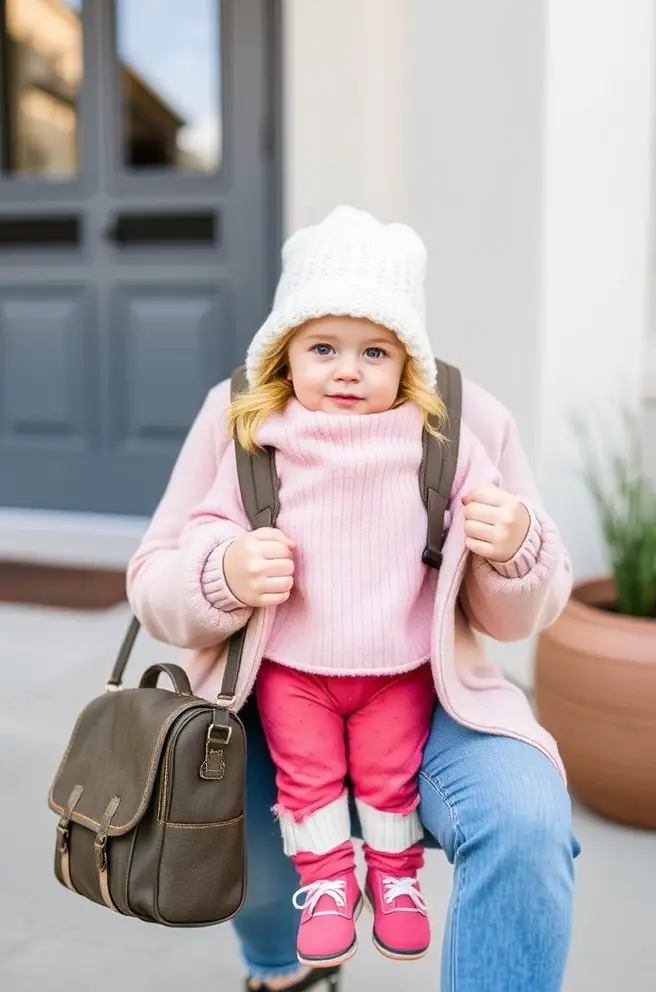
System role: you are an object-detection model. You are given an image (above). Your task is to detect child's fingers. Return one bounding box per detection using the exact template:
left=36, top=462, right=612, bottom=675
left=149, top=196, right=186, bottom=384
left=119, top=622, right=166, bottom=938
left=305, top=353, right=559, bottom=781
left=464, top=536, right=496, bottom=559
left=257, top=590, right=292, bottom=607
left=464, top=519, right=495, bottom=543
left=462, top=486, right=503, bottom=507
left=261, top=557, right=295, bottom=577
left=258, top=540, right=295, bottom=561
left=462, top=502, right=499, bottom=525
left=254, top=527, right=296, bottom=549
left=258, top=575, right=294, bottom=595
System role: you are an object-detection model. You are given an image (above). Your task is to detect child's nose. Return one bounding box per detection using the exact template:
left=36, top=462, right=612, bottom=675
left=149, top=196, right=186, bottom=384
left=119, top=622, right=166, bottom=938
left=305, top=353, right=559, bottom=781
left=335, top=355, right=361, bottom=381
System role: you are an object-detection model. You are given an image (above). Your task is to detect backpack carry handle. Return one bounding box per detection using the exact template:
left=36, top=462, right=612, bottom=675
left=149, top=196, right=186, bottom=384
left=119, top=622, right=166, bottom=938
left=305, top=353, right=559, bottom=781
left=139, top=663, right=193, bottom=695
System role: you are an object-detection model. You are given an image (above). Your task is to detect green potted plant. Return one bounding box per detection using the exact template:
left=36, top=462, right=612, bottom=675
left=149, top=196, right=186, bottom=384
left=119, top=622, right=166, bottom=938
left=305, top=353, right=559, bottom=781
left=534, top=409, right=656, bottom=828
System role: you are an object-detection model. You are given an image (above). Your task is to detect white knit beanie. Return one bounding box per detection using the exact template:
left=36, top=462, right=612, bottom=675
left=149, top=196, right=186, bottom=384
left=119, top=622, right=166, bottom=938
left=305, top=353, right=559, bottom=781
left=245, top=205, right=436, bottom=389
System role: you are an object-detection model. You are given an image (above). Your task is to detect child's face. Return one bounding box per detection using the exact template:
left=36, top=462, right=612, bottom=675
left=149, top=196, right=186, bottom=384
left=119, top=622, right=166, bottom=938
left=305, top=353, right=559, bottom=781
left=286, top=316, right=406, bottom=415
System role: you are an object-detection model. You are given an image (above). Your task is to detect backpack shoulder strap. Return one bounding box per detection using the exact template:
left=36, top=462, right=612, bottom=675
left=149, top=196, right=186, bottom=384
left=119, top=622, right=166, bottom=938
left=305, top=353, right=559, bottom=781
left=420, top=359, right=462, bottom=569
left=211, top=367, right=282, bottom=708
left=230, top=366, right=280, bottom=530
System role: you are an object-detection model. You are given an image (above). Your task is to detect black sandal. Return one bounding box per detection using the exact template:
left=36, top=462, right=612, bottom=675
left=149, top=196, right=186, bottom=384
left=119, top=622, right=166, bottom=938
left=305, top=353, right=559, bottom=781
left=244, top=965, right=341, bottom=992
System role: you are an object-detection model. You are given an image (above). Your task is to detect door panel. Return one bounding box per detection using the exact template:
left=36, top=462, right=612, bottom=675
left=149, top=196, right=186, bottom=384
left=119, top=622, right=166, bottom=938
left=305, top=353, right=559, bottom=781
left=0, top=287, right=94, bottom=447
left=0, top=0, right=278, bottom=515
left=108, top=285, right=227, bottom=447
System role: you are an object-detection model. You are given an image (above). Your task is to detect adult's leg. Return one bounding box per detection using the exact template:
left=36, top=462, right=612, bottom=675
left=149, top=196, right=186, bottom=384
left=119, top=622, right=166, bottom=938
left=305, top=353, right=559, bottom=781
left=232, top=697, right=302, bottom=985
left=418, top=706, right=580, bottom=992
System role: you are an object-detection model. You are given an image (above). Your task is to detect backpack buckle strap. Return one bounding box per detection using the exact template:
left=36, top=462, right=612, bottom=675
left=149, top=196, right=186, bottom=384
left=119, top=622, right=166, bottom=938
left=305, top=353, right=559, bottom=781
left=95, top=796, right=121, bottom=913
left=56, top=784, right=84, bottom=892
left=200, top=720, right=231, bottom=781
left=423, top=488, right=448, bottom=570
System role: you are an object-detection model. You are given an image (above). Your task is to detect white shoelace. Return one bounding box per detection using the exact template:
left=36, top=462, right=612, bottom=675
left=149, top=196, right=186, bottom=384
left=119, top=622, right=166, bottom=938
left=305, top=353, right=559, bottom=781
left=382, top=876, right=428, bottom=913
left=292, top=879, right=347, bottom=917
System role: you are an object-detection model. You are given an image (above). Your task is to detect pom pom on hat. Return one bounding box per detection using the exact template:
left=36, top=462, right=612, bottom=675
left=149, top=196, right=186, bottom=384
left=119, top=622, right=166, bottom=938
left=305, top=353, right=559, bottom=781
left=246, top=206, right=436, bottom=389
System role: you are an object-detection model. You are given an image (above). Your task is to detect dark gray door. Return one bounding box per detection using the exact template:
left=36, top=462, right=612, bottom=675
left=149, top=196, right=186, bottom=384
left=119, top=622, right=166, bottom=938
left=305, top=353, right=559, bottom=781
left=0, top=0, right=278, bottom=514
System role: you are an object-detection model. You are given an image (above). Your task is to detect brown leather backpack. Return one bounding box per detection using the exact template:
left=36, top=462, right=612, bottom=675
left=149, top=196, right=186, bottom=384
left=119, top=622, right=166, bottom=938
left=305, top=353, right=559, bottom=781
left=47, top=360, right=461, bottom=927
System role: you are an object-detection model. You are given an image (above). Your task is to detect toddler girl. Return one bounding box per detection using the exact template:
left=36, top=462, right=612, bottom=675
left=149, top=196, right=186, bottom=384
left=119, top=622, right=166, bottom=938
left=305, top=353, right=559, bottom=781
left=179, top=207, right=537, bottom=968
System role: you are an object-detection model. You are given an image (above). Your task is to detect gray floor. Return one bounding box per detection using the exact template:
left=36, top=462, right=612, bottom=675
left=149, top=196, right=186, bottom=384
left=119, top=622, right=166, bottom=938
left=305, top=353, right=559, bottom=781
left=1, top=602, right=655, bottom=991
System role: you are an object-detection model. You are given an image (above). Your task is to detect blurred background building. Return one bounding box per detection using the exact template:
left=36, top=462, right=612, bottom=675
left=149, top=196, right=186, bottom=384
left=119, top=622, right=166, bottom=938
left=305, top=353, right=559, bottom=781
left=0, top=0, right=654, bottom=686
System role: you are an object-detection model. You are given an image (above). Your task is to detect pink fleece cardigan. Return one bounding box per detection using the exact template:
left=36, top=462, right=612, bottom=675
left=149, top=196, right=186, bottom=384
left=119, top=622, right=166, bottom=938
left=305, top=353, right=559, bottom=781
left=126, top=377, right=573, bottom=781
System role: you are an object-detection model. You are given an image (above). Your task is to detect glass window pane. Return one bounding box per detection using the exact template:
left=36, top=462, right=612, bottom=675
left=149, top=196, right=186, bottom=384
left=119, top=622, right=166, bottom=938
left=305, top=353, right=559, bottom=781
left=116, top=0, right=221, bottom=174
left=3, top=0, right=82, bottom=178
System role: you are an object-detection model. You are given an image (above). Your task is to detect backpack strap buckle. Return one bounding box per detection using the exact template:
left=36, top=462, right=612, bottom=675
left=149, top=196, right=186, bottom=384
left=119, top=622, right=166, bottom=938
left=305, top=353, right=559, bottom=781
left=421, top=546, right=443, bottom=570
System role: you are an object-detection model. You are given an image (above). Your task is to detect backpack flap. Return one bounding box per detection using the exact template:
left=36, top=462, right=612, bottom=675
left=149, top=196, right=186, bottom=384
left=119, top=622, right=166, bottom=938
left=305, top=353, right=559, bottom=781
left=48, top=689, right=204, bottom=837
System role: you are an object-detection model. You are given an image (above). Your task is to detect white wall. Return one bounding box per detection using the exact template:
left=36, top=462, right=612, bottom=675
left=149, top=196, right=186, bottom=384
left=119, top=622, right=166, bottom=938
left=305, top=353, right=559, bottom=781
left=283, top=0, right=409, bottom=229
left=538, top=0, right=655, bottom=578
left=645, top=399, right=656, bottom=481
left=403, top=0, right=547, bottom=457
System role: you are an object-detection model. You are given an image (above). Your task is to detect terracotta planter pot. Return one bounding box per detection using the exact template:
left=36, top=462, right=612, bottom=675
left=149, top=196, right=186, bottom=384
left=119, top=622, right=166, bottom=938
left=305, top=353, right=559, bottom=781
left=535, top=577, right=656, bottom=829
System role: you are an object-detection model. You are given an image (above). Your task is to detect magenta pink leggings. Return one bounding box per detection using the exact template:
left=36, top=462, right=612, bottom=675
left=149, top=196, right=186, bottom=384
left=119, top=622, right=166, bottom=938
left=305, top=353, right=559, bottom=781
left=256, top=660, right=435, bottom=885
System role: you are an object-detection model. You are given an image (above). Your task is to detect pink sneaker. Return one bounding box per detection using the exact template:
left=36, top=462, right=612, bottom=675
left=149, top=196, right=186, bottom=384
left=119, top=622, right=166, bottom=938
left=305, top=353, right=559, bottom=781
left=365, top=870, right=430, bottom=960
left=293, top=875, right=363, bottom=967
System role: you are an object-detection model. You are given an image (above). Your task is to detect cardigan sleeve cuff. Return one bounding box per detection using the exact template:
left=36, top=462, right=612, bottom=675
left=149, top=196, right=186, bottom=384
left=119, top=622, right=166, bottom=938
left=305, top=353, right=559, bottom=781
left=200, top=542, right=247, bottom=611
left=490, top=507, right=542, bottom=580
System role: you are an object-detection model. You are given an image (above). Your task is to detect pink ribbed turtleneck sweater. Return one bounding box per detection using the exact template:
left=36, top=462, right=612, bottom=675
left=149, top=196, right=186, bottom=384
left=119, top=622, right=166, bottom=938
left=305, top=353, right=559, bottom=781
left=255, top=400, right=441, bottom=676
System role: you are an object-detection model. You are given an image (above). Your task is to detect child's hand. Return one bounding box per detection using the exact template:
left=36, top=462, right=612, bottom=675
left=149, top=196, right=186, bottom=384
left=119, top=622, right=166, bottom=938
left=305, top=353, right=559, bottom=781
left=222, top=528, right=296, bottom=607
left=461, top=486, right=531, bottom=562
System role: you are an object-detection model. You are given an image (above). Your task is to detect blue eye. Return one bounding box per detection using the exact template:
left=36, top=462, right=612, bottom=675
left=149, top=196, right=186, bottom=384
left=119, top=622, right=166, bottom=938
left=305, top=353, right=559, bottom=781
left=364, top=347, right=386, bottom=359
left=312, top=343, right=334, bottom=356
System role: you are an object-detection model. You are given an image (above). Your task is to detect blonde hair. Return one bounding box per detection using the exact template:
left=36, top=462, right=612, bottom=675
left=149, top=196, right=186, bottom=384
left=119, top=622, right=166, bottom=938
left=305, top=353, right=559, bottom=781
left=226, top=326, right=447, bottom=453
